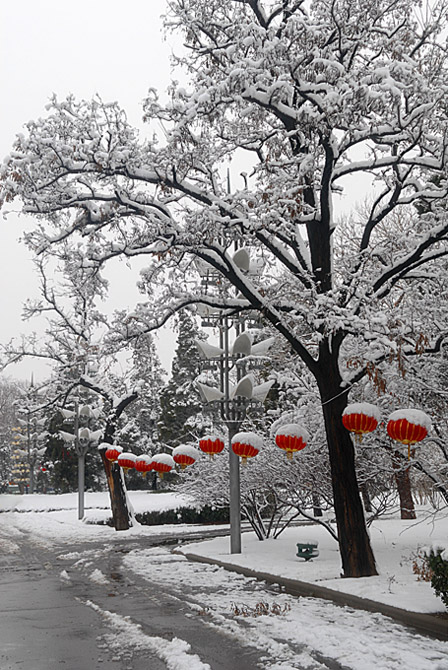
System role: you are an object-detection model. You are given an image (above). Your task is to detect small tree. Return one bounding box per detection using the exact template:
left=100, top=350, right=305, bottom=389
left=1, top=250, right=138, bottom=529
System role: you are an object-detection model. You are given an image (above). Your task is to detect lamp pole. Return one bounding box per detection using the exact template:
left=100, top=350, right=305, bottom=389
left=59, top=401, right=102, bottom=520
left=220, top=317, right=244, bottom=554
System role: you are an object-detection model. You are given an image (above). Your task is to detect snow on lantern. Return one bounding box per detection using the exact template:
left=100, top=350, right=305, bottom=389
left=104, top=445, right=123, bottom=462
left=151, top=453, right=175, bottom=478
left=387, top=409, right=431, bottom=459
left=172, top=445, right=200, bottom=470
left=342, top=403, right=380, bottom=442
left=231, top=432, right=262, bottom=465
left=275, top=424, right=310, bottom=460
left=117, top=452, right=137, bottom=472
left=135, top=455, right=153, bottom=477
left=198, top=435, right=225, bottom=460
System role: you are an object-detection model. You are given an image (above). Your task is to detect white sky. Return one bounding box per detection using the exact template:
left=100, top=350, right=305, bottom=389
left=0, top=0, right=177, bottom=381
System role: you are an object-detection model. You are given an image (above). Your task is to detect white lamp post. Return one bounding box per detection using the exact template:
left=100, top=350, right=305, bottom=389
left=59, top=402, right=102, bottom=520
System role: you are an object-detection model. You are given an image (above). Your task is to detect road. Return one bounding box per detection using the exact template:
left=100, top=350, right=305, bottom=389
left=0, top=525, right=318, bottom=670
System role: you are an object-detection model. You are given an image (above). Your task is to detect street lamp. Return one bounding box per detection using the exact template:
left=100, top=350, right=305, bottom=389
left=59, top=402, right=102, bottom=519
left=194, top=247, right=274, bottom=554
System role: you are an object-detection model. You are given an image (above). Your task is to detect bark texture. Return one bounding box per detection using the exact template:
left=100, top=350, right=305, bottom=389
left=317, top=345, right=378, bottom=577
left=392, top=450, right=416, bottom=520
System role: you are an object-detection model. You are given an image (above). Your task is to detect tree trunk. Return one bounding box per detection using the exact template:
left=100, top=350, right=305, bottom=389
left=360, top=483, right=372, bottom=514
left=392, top=450, right=416, bottom=520
left=78, top=381, right=138, bottom=532
left=100, top=450, right=132, bottom=531
left=317, top=345, right=378, bottom=577
left=312, top=491, right=323, bottom=517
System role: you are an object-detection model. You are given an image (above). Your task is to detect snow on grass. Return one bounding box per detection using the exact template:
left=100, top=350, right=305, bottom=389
left=84, top=599, right=211, bottom=670
left=1, top=493, right=446, bottom=615
left=179, top=509, right=448, bottom=614
left=0, top=490, right=194, bottom=513
left=1, top=494, right=447, bottom=670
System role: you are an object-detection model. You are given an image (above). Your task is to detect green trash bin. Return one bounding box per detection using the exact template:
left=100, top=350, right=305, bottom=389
left=296, top=541, right=319, bottom=561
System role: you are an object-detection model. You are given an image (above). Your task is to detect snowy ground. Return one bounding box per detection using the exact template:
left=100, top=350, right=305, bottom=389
left=1, top=492, right=447, bottom=669
left=0, top=491, right=445, bottom=614
left=180, top=512, right=447, bottom=615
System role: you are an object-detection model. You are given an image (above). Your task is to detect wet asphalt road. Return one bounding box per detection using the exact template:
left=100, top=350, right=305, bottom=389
left=0, top=527, right=268, bottom=670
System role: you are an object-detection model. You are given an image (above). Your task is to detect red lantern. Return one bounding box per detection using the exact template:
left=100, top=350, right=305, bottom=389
left=172, top=445, right=199, bottom=470
left=231, top=432, right=262, bottom=465
left=151, top=453, right=175, bottom=478
left=275, top=424, right=310, bottom=460
left=342, top=403, right=380, bottom=442
left=387, top=409, right=430, bottom=458
left=198, top=436, right=225, bottom=459
left=117, top=452, right=136, bottom=472
left=105, top=445, right=123, bottom=462
left=135, top=455, right=153, bottom=476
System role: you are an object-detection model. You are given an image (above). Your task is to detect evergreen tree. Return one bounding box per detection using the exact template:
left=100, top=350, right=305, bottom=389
left=158, top=311, right=204, bottom=447
left=129, top=333, right=166, bottom=447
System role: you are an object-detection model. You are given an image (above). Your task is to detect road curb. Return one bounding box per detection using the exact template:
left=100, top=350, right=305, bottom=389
left=179, top=551, right=448, bottom=641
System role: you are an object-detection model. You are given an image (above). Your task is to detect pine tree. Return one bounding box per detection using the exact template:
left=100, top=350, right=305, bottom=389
left=158, top=311, right=204, bottom=448
left=129, top=333, right=166, bottom=448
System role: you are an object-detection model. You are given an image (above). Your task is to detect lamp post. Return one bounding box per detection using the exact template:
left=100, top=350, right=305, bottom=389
left=195, top=247, right=274, bottom=554
left=59, top=402, right=102, bottom=520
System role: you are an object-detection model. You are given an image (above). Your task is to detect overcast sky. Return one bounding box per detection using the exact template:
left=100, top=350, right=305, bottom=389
left=0, top=0, right=178, bottom=381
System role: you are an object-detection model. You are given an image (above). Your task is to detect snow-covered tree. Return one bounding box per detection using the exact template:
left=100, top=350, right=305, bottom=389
left=2, top=0, right=448, bottom=576
left=158, top=310, right=205, bottom=447
left=0, top=378, right=23, bottom=492
left=13, top=382, right=48, bottom=494
left=129, top=332, right=165, bottom=445
left=0, top=251, right=138, bottom=529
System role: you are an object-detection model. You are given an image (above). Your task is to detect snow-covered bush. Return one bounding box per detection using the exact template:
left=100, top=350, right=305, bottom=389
left=423, top=545, right=448, bottom=611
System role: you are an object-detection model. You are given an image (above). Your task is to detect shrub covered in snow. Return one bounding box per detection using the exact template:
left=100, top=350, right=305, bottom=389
left=423, top=545, right=448, bottom=611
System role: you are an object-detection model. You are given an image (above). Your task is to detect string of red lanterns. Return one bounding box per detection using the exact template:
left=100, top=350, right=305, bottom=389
left=109, top=404, right=431, bottom=481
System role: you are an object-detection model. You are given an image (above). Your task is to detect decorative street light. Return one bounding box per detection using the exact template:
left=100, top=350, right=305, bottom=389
left=59, top=401, right=103, bottom=520
left=194, top=245, right=274, bottom=554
